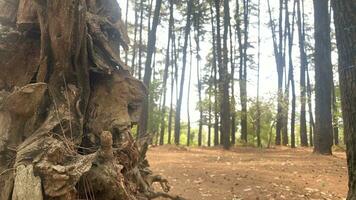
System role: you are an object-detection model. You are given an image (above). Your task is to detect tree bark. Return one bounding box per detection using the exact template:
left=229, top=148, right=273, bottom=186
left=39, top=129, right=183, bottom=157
left=297, top=0, right=308, bottom=147
left=159, top=0, right=174, bottom=145
left=332, top=81, right=339, bottom=145
left=256, top=0, right=262, bottom=148
left=174, top=0, right=194, bottom=145
left=288, top=0, right=297, bottom=148
left=331, top=0, right=356, bottom=198
left=0, top=1, right=180, bottom=199
left=220, top=0, right=231, bottom=149
left=187, top=35, right=193, bottom=146
left=313, top=0, right=333, bottom=154
left=236, top=0, right=247, bottom=143
left=210, top=3, right=220, bottom=146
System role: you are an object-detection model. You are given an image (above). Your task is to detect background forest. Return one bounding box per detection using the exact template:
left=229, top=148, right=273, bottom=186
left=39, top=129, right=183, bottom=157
left=123, top=0, right=342, bottom=151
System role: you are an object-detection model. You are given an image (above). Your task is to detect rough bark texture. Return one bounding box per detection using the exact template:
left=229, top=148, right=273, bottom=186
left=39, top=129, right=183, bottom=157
left=221, top=0, right=231, bottom=149
left=297, top=0, right=308, bottom=147
left=0, top=1, right=181, bottom=199
left=332, top=0, right=356, bottom=199
left=313, top=0, right=333, bottom=155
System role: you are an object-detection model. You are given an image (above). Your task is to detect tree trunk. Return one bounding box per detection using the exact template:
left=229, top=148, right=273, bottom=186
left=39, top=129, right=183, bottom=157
left=131, top=0, right=139, bottom=75
left=332, top=81, right=339, bottom=145
left=256, top=0, right=262, bottom=148
left=297, top=0, right=308, bottom=147
left=194, top=5, right=203, bottom=146
left=0, top=1, right=180, bottom=199
left=220, top=0, right=231, bottom=149
left=236, top=0, right=247, bottom=143
left=267, top=0, right=284, bottom=146
left=282, top=0, right=289, bottom=146
left=306, top=69, right=315, bottom=146
left=174, top=0, right=194, bottom=145
left=187, top=35, right=193, bottom=146
left=313, top=0, right=333, bottom=155
left=332, top=0, right=356, bottom=198
left=230, top=17, right=236, bottom=146
left=208, top=68, right=213, bottom=147
left=288, top=0, right=297, bottom=148
left=125, top=0, right=129, bottom=64
left=159, top=0, right=174, bottom=145
left=276, top=0, right=284, bottom=147
left=168, top=30, right=177, bottom=145
left=138, top=0, right=144, bottom=80
left=210, top=3, right=220, bottom=146
left=139, top=0, right=162, bottom=138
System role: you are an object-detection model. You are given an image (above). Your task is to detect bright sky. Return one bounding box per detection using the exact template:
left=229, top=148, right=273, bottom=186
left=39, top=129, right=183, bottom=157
left=119, top=0, right=337, bottom=127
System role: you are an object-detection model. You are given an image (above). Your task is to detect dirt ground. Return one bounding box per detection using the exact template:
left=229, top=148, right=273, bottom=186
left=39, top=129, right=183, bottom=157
left=147, top=146, right=347, bottom=200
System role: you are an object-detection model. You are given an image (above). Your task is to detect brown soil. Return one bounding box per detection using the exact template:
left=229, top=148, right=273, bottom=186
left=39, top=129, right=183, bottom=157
left=147, top=146, right=347, bottom=200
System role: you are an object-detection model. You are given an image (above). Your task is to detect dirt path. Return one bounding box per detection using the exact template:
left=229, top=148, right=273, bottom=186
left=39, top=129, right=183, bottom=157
left=147, top=146, right=347, bottom=200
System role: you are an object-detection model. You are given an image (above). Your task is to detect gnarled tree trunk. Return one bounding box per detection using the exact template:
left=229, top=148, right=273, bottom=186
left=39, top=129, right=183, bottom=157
left=0, top=1, right=181, bottom=199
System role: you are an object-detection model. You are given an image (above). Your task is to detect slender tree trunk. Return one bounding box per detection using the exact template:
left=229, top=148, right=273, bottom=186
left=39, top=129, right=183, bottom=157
left=282, top=0, right=289, bottom=146
left=210, top=3, right=220, bottom=146
left=159, top=0, right=174, bottom=145
left=131, top=0, right=139, bottom=75
left=138, top=0, right=144, bottom=80
left=174, top=0, right=194, bottom=145
left=236, top=0, right=247, bottom=143
left=331, top=0, right=356, bottom=198
left=187, top=35, right=193, bottom=146
left=256, top=0, right=262, bottom=148
left=125, top=0, right=129, bottom=64
left=220, top=0, right=231, bottom=149
left=332, top=81, right=339, bottom=145
left=147, top=0, right=154, bottom=33
left=215, top=0, right=224, bottom=146
left=242, top=0, right=249, bottom=144
left=306, top=68, right=315, bottom=146
left=288, top=0, right=297, bottom=148
left=168, top=30, right=177, bottom=145
left=313, top=0, right=333, bottom=155
left=195, top=12, right=203, bottom=146
left=297, top=0, right=308, bottom=147
left=229, top=17, right=236, bottom=145
left=276, top=0, right=285, bottom=146
left=139, top=0, right=163, bottom=137
left=267, top=0, right=283, bottom=146
left=208, top=68, right=213, bottom=147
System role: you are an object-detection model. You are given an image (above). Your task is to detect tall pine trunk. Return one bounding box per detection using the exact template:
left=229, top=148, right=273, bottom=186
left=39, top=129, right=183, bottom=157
left=174, top=0, right=194, bottom=145
left=187, top=35, right=193, bottom=146
left=220, top=0, right=231, bottom=149
left=256, top=0, right=262, bottom=148
left=276, top=0, right=285, bottom=146
left=331, top=0, right=356, bottom=198
left=131, top=0, right=139, bottom=75
left=230, top=20, right=236, bottom=145
left=313, top=0, right=333, bottom=154
left=139, top=0, right=163, bottom=138
left=288, top=0, right=297, bottom=148
left=195, top=8, right=203, bottom=146
left=159, top=0, right=174, bottom=145
left=138, top=0, right=144, bottom=80
left=168, top=31, right=177, bottom=144
left=297, top=0, right=308, bottom=147
left=210, top=3, right=220, bottom=146
left=236, top=0, right=248, bottom=143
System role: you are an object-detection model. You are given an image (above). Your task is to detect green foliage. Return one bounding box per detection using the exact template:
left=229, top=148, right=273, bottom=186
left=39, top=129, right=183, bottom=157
left=243, top=98, right=276, bottom=147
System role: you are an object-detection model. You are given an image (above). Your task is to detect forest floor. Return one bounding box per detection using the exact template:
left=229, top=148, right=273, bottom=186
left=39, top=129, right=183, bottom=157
left=147, top=145, right=347, bottom=200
